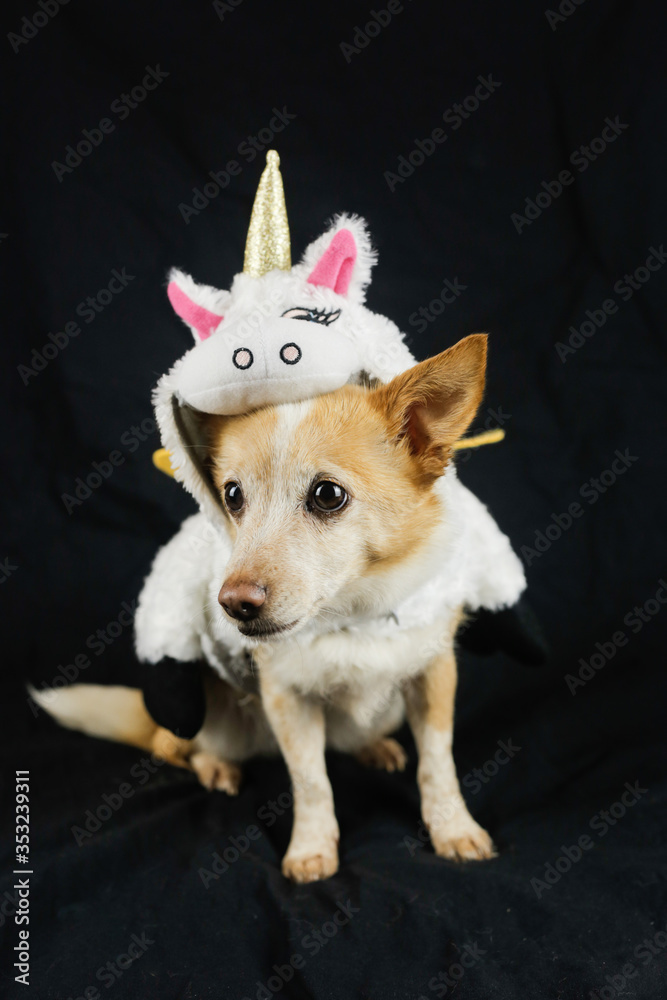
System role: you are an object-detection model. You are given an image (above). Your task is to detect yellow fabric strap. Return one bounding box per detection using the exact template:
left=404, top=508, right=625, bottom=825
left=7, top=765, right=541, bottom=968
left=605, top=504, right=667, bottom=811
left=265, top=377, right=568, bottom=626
left=452, top=428, right=505, bottom=450
left=152, top=428, right=504, bottom=479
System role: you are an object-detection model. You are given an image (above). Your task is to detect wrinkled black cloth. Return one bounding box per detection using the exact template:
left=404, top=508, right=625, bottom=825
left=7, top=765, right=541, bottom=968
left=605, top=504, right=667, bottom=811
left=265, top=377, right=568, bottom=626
left=2, top=2, right=667, bottom=998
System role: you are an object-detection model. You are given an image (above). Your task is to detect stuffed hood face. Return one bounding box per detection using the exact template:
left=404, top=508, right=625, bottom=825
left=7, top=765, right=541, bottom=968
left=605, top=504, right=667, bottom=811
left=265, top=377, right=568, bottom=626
left=154, top=212, right=417, bottom=529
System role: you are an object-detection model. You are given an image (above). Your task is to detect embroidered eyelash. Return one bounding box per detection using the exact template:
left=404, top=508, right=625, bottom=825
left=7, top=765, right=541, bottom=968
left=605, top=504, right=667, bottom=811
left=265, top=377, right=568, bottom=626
left=282, top=306, right=341, bottom=326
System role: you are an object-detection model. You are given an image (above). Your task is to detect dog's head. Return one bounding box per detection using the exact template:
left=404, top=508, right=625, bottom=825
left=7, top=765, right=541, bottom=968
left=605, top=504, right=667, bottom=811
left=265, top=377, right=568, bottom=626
left=204, top=334, right=487, bottom=640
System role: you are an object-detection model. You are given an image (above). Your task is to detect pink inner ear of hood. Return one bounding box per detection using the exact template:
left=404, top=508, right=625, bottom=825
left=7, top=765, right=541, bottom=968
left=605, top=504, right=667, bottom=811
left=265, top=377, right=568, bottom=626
left=307, top=229, right=357, bottom=296
left=167, top=281, right=223, bottom=340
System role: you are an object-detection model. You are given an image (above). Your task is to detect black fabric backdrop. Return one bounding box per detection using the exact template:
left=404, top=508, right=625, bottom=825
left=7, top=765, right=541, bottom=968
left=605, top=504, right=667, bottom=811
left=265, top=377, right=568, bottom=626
left=2, top=2, right=667, bottom=997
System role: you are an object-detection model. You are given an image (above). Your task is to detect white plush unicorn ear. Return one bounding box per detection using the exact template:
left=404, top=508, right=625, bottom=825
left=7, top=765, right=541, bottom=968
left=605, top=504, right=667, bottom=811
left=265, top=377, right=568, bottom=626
left=166, top=268, right=231, bottom=342
left=299, top=214, right=377, bottom=304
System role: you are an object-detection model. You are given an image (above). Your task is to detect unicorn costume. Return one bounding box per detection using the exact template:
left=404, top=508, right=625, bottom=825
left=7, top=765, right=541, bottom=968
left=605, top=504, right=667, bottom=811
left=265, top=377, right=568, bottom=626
left=135, top=152, right=544, bottom=738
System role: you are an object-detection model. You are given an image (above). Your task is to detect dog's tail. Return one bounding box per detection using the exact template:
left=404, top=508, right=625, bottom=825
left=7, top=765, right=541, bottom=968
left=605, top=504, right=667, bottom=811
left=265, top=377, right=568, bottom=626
left=28, top=684, right=192, bottom=766
left=28, top=683, right=157, bottom=747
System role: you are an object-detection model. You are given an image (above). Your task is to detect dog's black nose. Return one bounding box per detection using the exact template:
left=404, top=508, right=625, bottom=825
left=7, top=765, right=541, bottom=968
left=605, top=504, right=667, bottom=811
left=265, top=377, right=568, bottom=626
left=218, top=580, right=266, bottom=621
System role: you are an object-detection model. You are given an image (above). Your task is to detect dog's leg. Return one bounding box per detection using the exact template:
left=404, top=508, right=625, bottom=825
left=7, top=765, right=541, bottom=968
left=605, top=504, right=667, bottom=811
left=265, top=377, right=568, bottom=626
left=152, top=729, right=242, bottom=794
left=149, top=726, right=194, bottom=768
left=260, top=671, right=339, bottom=883
left=405, top=638, right=496, bottom=862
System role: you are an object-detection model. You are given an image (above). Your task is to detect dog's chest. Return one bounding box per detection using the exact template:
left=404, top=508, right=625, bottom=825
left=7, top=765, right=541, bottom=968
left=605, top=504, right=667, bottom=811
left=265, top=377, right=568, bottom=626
left=265, top=616, right=451, bottom=699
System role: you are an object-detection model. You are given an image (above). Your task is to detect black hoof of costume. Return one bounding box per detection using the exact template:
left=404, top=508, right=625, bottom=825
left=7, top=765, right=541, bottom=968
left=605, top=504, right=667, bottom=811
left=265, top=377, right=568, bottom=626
left=141, top=657, right=206, bottom=738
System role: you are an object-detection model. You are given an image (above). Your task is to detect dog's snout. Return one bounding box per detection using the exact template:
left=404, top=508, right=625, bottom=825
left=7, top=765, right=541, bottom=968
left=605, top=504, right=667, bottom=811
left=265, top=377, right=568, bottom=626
left=218, top=579, right=267, bottom=621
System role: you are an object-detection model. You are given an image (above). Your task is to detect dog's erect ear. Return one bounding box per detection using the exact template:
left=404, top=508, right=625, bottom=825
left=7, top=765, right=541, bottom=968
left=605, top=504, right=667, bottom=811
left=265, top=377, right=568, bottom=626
left=371, top=334, right=488, bottom=480
left=299, top=215, right=376, bottom=303
left=167, top=268, right=230, bottom=342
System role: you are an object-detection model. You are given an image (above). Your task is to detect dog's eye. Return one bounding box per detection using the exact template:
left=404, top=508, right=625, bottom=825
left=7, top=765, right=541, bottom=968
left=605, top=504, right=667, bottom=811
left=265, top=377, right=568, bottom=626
left=310, top=480, right=348, bottom=513
left=281, top=307, right=341, bottom=326
left=224, top=481, right=244, bottom=513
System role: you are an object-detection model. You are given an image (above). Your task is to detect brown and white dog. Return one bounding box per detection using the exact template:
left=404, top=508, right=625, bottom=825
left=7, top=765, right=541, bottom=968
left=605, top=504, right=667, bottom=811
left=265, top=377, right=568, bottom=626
left=34, top=334, right=514, bottom=883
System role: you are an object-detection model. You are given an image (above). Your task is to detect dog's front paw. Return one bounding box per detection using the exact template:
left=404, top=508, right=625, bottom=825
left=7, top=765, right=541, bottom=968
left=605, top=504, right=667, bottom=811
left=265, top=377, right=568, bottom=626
left=282, top=848, right=339, bottom=883
left=190, top=752, right=242, bottom=794
left=282, top=840, right=339, bottom=883
left=430, top=818, right=496, bottom=862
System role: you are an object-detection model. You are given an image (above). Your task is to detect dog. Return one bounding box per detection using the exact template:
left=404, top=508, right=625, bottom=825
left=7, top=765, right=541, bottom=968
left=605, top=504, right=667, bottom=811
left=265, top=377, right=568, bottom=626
left=34, top=333, right=523, bottom=883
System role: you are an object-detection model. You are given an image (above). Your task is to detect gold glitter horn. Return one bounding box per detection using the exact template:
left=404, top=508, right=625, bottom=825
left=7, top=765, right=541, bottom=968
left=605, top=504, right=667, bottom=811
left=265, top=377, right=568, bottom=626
left=243, top=150, right=291, bottom=277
